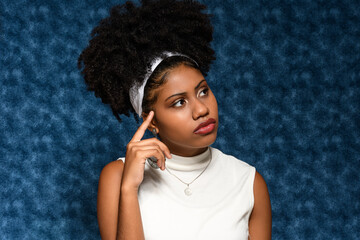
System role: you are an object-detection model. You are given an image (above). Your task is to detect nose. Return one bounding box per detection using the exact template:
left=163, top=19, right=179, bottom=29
left=192, top=98, right=209, bottom=120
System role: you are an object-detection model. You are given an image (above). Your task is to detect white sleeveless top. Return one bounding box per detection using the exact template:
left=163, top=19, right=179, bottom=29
left=117, top=147, right=255, bottom=240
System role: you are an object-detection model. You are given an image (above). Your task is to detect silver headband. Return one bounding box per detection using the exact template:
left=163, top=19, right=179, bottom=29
left=129, top=51, right=199, bottom=116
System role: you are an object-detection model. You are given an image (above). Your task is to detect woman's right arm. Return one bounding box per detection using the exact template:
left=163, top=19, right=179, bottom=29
left=97, top=160, right=126, bottom=239
left=97, top=158, right=144, bottom=240
left=117, top=166, right=145, bottom=240
left=97, top=158, right=145, bottom=240
left=97, top=111, right=170, bottom=239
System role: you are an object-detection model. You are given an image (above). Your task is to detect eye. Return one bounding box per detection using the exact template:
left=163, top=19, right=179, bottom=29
left=199, top=88, right=209, bottom=97
left=172, top=99, right=186, bottom=107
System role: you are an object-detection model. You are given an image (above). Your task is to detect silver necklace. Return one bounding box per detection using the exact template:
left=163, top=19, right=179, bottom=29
left=165, top=148, right=212, bottom=196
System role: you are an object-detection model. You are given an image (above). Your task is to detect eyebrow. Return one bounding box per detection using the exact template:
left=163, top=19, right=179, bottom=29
left=165, top=79, right=207, bottom=102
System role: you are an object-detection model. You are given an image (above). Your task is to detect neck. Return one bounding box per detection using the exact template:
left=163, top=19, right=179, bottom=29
left=158, top=136, right=212, bottom=157
left=168, top=145, right=208, bottom=157
left=166, top=147, right=212, bottom=171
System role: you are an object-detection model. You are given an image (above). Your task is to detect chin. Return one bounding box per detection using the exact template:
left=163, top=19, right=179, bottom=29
left=192, top=131, right=218, bottom=148
left=160, top=127, right=218, bottom=150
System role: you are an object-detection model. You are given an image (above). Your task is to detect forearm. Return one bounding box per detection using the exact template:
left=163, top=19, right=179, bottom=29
left=116, top=186, right=145, bottom=240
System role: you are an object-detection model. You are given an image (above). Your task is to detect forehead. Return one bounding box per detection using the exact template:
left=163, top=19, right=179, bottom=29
left=158, top=65, right=205, bottom=95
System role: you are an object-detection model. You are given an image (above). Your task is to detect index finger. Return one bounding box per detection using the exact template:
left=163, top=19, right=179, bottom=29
left=130, top=111, right=154, bottom=142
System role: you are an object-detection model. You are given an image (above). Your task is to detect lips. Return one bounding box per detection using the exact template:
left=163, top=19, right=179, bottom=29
left=193, top=118, right=216, bottom=134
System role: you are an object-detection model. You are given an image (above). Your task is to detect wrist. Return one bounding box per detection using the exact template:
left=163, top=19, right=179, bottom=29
left=121, top=182, right=139, bottom=195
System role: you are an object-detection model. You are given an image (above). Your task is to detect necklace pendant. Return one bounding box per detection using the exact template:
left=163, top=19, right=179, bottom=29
left=184, top=187, right=192, bottom=196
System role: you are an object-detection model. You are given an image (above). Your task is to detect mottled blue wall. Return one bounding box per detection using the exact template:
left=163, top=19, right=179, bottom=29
left=1, top=0, right=359, bottom=239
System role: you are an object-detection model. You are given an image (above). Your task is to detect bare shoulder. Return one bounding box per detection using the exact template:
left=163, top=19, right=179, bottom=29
left=253, top=171, right=271, bottom=212
left=100, top=159, right=124, bottom=180
left=97, top=160, right=124, bottom=238
left=98, top=160, right=124, bottom=202
left=253, top=171, right=269, bottom=195
left=249, top=171, right=272, bottom=239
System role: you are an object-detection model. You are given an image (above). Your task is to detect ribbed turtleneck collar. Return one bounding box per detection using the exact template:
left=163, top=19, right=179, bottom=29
left=165, top=147, right=211, bottom=171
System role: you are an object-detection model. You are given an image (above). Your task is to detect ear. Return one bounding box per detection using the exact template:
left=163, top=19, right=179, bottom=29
left=141, top=111, right=158, bottom=133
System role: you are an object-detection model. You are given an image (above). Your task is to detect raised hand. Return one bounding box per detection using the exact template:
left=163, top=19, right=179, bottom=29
left=121, top=111, right=172, bottom=192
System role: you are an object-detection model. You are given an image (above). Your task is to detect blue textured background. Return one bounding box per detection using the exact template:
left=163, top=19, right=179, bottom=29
left=1, top=0, right=359, bottom=239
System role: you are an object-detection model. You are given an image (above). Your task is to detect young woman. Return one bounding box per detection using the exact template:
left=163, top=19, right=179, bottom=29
left=78, top=0, right=271, bottom=239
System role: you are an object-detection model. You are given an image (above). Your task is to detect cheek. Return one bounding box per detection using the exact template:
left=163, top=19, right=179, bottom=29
left=209, top=93, right=218, bottom=114
left=157, top=111, right=193, bottom=137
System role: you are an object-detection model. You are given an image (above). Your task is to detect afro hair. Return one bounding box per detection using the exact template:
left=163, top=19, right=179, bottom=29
left=78, top=0, right=215, bottom=123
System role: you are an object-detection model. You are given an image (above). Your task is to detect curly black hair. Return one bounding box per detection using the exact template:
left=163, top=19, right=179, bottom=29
left=78, top=0, right=215, bottom=123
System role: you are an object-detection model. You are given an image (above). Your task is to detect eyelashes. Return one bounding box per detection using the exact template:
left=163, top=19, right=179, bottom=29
left=200, top=88, right=209, bottom=96
left=171, top=87, right=209, bottom=108
left=172, top=99, right=186, bottom=107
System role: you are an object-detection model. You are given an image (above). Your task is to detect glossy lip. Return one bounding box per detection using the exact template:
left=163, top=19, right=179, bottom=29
left=194, top=123, right=215, bottom=135
left=193, top=118, right=216, bottom=133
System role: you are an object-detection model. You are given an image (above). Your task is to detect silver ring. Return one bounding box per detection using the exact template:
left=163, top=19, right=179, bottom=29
left=147, top=156, right=159, bottom=169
